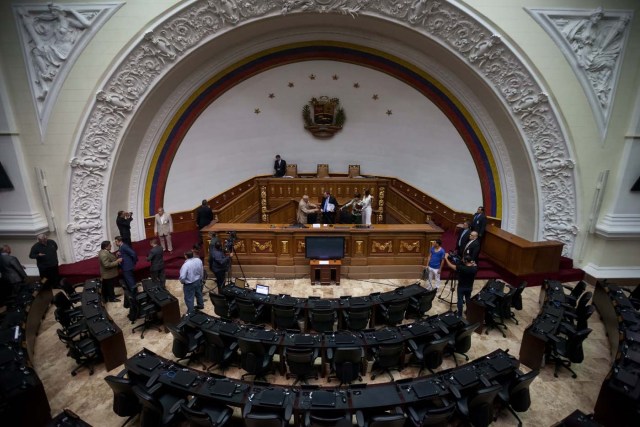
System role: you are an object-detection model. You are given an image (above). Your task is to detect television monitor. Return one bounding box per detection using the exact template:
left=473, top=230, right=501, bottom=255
left=305, top=236, right=345, bottom=260
left=256, top=284, right=269, bottom=295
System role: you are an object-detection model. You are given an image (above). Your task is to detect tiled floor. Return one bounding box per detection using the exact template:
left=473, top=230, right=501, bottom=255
left=34, top=278, right=611, bottom=426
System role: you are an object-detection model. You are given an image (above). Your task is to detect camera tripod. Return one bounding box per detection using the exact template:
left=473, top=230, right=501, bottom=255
left=437, top=268, right=458, bottom=310
left=226, top=235, right=247, bottom=287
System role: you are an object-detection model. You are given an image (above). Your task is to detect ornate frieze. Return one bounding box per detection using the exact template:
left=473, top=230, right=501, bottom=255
left=526, top=7, right=633, bottom=139
left=67, top=0, right=579, bottom=260
left=13, top=2, right=124, bottom=138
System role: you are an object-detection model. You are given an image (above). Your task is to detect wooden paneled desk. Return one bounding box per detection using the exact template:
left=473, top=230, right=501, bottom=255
left=482, top=225, right=563, bottom=276
left=310, top=260, right=341, bottom=285
left=201, top=223, right=442, bottom=279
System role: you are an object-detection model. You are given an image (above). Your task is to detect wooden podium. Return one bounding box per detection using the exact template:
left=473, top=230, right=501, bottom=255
left=310, top=260, right=341, bottom=285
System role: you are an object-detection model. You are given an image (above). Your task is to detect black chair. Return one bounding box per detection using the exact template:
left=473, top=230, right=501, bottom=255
left=180, top=397, right=233, bottom=427
left=484, top=290, right=515, bottom=338
left=456, top=383, right=502, bottom=427
left=445, top=322, right=480, bottom=366
left=308, top=308, right=337, bottom=333
left=104, top=370, right=141, bottom=426
left=576, top=304, right=595, bottom=331
left=60, top=278, right=82, bottom=304
left=209, top=292, right=237, bottom=319
left=497, top=369, right=539, bottom=427
left=242, top=401, right=292, bottom=427
left=202, top=329, right=238, bottom=372
left=356, top=407, right=405, bottom=427
left=167, top=323, right=203, bottom=366
left=563, top=291, right=593, bottom=324
left=236, top=297, right=266, bottom=324
left=378, top=299, right=409, bottom=326
left=406, top=399, right=456, bottom=427
left=342, top=307, right=371, bottom=331
left=563, top=280, right=587, bottom=307
left=407, top=289, right=437, bottom=318
left=273, top=305, right=302, bottom=330
left=370, top=343, right=403, bottom=381
left=53, top=291, right=83, bottom=321
left=408, top=335, right=449, bottom=375
left=328, top=347, right=364, bottom=386
left=56, top=329, right=100, bottom=376
left=132, top=384, right=184, bottom=427
left=304, top=410, right=352, bottom=427
left=508, top=281, right=527, bottom=324
left=547, top=326, right=592, bottom=378
left=284, top=346, right=320, bottom=384
left=238, top=338, right=276, bottom=381
left=124, top=288, right=161, bottom=338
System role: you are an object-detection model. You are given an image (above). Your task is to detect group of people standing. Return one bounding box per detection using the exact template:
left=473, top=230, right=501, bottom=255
left=423, top=206, right=487, bottom=317
left=297, top=189, right=373, bottom=226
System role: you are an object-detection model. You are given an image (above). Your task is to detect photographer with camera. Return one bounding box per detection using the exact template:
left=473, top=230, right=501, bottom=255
left=210, top=241, right=230, bottom=292
left=444, top=252, right=478, bottom=317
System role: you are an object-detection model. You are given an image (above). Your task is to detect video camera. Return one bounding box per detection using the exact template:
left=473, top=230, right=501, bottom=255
left=225, top=230, right=237, bottom=252
left=447, top=250, right=461, bottom=265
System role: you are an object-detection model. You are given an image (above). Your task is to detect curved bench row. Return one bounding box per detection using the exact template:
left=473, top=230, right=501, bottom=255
left=592, top=281, right=640, bottom=426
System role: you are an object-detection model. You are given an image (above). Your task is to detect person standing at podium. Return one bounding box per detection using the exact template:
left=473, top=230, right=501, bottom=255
left=361, top=189, right=373, bottom=225
left=297, top=195, right=319, bottom=225
left=273, top=154, right=287, bottom=177
left=321, top=191, right=338, bottom=224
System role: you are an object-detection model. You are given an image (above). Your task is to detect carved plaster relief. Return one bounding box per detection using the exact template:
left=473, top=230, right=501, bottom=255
left=67, top=0, right=579, bottom=260
left=13, top=2, right=124, bottom=139
left=526, top=7, right=633, bottom=139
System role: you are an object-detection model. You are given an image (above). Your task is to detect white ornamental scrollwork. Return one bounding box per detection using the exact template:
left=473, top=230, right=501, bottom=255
left=68, top=0, right=578, bottom=259
left=527, top=7, right=633, bottom=139
left=13, top=2, right=124, bottom=138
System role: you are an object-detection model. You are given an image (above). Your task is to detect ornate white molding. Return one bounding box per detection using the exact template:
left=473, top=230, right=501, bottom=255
left=526, top=7, right=633, bottom=140
left=583, top=263, right=640, bottom=280
left=0, top=211, right=49, bottom=236
left=67, top=0, right=578, bottom=260
left=595, top=213, right=640, bottom=239
left=13, top=2, right=124, bottom=140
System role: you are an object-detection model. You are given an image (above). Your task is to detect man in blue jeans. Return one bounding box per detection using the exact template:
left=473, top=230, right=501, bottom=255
left=179, top=250, right=204, bottom=313
left=444, top=253, right=478, bottom=317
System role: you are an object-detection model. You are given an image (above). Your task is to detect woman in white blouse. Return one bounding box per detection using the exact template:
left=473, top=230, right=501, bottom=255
left=361, top=189, right=373, bottom=225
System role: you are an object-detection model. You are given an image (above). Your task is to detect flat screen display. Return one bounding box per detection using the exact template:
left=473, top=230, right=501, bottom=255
left=305, top=236, right=345, bottom=260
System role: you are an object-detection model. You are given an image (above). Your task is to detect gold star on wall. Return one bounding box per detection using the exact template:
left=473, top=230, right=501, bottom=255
left=309, top=74, right=316, bottom=80
left=353, top=83, right=360, bottom=88
left=288, top=82, right=294, bottom=88
left=332, top=74, right=339, bottom=80
left=268, top=93, right=275, bottom=99
left=372, top=94, right=379, bottom=100
left=386, top=110, right=393, bottom=115
left=254, top=108, right=261, bottom=114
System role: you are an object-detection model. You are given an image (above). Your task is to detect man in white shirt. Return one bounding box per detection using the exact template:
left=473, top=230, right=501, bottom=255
left=179, top=250, right=204, bottom=313
left=154, top=207, right=173, bottom=252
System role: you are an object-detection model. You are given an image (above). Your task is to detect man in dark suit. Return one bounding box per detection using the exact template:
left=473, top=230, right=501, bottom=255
left=273, top=154, right=287, bottom=177
left=462, top=231, right=481, bottom=262
left=320, top=191, right=338, bottom=224
left=0, top=245, right=27, bottom=296
left=116, top=210, right=133, bottom=245
left=471, top=206, right=487, bottom=238
left=115, top=235, right=138, bottom=294
left=195, top=200, right=214, bottom=243
left=455, top=221, right=471, bottom=257
left=146, top=238, right=165, bottom=287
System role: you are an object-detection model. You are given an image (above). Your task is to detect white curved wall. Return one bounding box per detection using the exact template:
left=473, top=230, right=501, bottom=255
left=165, top=61, right=481, bottom=212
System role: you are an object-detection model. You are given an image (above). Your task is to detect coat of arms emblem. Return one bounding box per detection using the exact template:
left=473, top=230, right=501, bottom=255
left=302, top=96, right=345, bottom=138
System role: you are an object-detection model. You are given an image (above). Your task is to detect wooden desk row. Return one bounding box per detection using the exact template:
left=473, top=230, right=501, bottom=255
left=519, top=280, right=567, bottom=370
left=124, top=347, right=520, bottom=425
left=0, top=282, right=52, bottom=426
left=221, top=282, right=427, bottom=330
left=592, top=282, right=640, bottom=427
left=182, top=309, right=465, bottom=377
